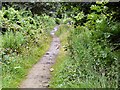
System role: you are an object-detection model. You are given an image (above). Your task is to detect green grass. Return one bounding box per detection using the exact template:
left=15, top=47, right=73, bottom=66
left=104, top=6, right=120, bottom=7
left=2, top=34, right=52, bottom=88
left=49, top=25, right=71, bottom=88
left=49, top=24, right=119, bottom=88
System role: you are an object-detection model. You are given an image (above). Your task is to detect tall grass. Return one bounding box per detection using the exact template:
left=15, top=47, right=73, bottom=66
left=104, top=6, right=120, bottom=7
left=1, top=6, right=55, bottom=88
left=2, top=35, right=52, bottom=88
left=50, top=21, right=119, bottom=88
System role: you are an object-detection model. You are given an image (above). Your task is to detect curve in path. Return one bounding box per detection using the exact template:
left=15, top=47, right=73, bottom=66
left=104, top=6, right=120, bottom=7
left=20, top=26, right=60, bottom=88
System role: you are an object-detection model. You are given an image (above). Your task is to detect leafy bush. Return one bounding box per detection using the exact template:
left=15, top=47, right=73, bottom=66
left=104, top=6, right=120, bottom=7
left=2, top=31, right=25, bottom=52
left=1, top=6, right=56, bottom=51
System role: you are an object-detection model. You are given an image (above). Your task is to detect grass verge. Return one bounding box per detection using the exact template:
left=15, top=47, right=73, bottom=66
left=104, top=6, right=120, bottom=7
left=2, top=34, right=52, bottom=88
left=49, top=24, right=71, bottom=88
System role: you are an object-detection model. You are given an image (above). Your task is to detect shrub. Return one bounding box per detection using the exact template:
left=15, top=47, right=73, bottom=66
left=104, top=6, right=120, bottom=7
left=2, top=31, right=25, bottom=52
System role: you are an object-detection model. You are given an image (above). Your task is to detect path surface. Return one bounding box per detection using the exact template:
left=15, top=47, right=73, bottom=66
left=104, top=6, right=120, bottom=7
left=20, top=26, right=60, bottom=88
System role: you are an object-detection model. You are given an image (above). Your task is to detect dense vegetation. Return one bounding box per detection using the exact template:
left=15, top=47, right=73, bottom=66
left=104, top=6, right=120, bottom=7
left=0, top=1, right=120, bottom=88
left=50, top=1, right=120, bottom=88
left=0, top=3, right=55, bottom=88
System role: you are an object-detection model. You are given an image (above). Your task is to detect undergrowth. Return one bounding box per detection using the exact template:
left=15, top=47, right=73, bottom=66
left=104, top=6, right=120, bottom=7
left=0, top=5, right=55, bottom=88
left=50, top=2, right=119, bottom=88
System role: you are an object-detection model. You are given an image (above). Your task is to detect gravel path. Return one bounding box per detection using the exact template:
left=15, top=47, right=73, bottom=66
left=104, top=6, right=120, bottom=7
left=20, top=26, right=60, bottom=88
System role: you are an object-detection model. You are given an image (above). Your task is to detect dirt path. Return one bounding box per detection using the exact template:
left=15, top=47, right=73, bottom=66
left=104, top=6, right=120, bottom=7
left=20, top=26, right=60, bottom=88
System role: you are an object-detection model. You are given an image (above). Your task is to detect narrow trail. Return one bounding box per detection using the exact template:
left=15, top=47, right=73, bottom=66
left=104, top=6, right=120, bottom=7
left=20, top=26, right=60, bottom=88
